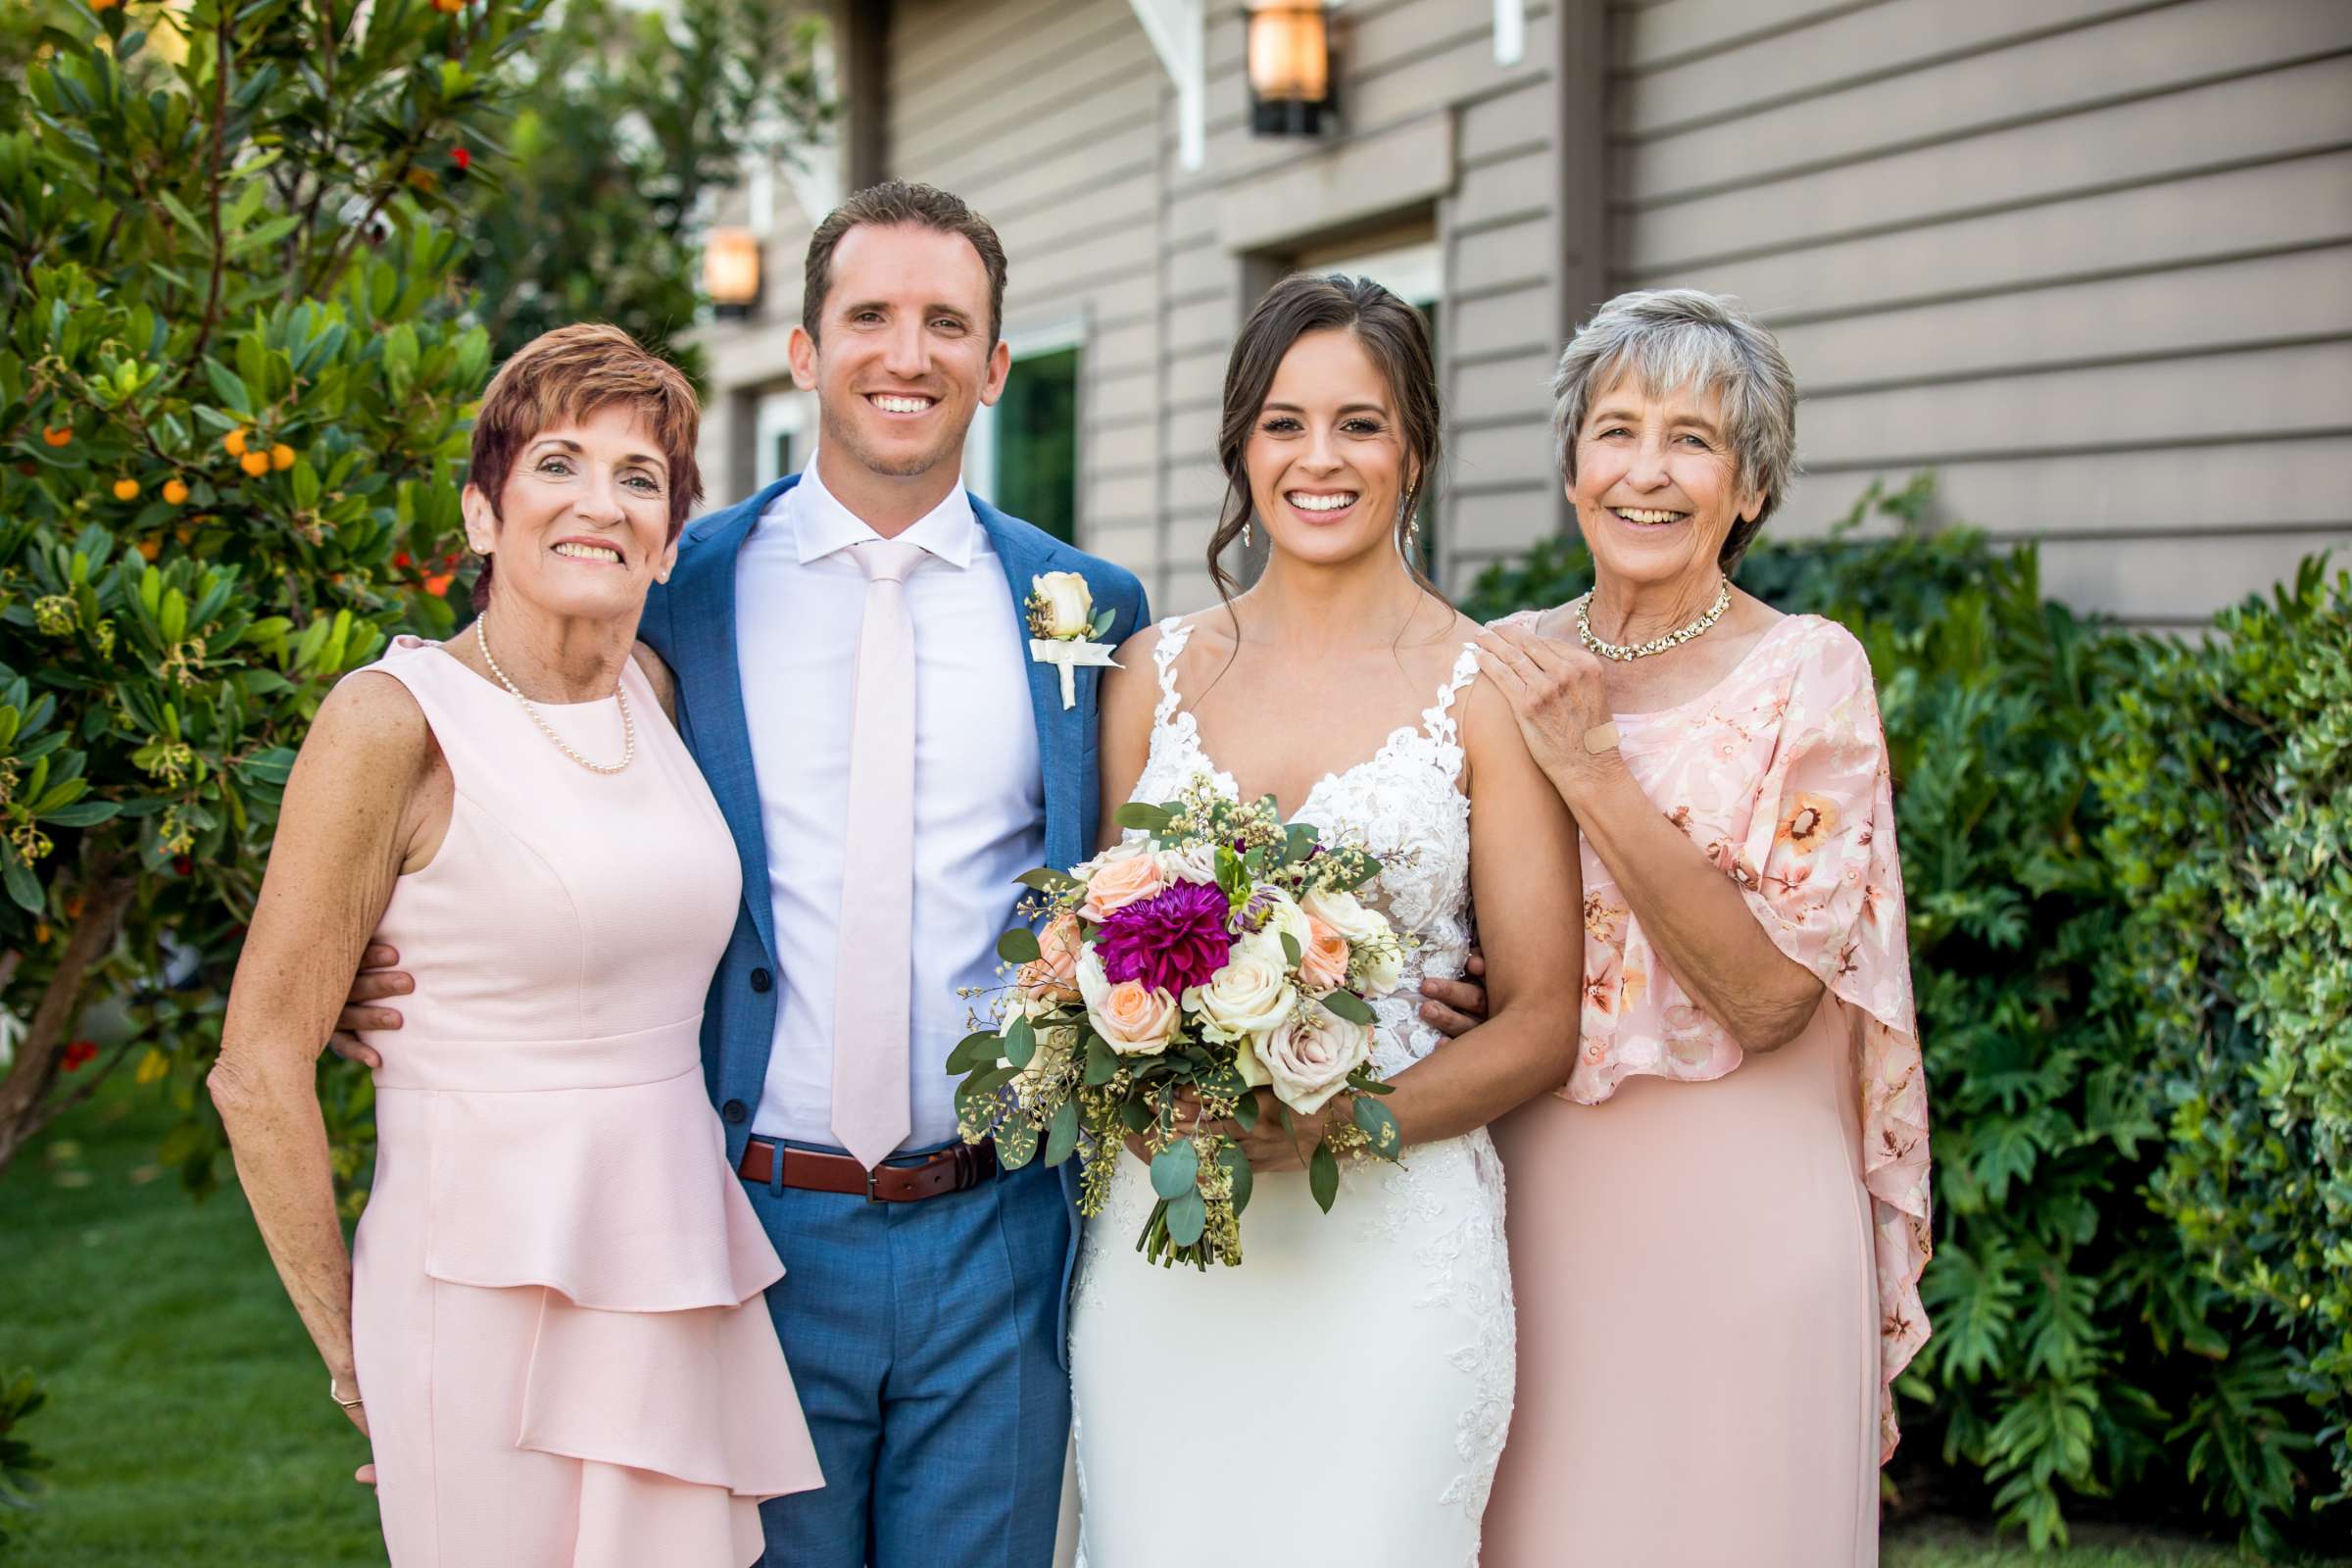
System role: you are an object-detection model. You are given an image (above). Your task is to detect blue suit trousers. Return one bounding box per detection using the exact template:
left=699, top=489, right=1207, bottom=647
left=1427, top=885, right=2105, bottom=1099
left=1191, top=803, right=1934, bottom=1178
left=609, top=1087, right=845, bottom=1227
left=743, top=1147, right=1071, bottom=1568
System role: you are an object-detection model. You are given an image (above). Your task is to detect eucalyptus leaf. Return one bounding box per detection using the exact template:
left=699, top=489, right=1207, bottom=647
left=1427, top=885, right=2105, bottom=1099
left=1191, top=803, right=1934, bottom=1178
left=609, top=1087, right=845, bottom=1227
left=1308, top=1141, right=1340, bottom=1213
left=1003, top=1014, right=1038, bottom=1070
left=1084, top=1037, right=1120, bottom=1087
left=1351, top=1095, right=1402, bottom=1160
left=946, top=1029, right=1003, bottom=1075
left=1113, top=802, right=1172, bottom=834
left=1320, top=989, right=1376, bottom=1026
left=1164, top=1187, right=1207, bottom=1247
left=997, top=926, right=1042, bottom=965
left=997, top=1117, right=1039, bottom=1169
left=1150, top=1140, right=1200, bottom=1199
left=1044, top=1099, right=1082, bottom=1166
left=1215, top=1143, right=1253, bottom=1216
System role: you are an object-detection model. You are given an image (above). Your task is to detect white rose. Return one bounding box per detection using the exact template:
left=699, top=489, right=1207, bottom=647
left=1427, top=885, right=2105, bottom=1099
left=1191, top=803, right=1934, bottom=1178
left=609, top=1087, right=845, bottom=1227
left=1259, top=1005, right=1374, bottom=1115
left=1246, top=885, right=1312, bottom=957
left=1031, top=570, right=1095, bottom=638
left=1351, top=933, right=1405, bottom=998
left=1156, top=841, right=1220, bottom=886
left=1183, top=934, right=1297, bottom=1044
left=1301, top=886, right=1385, bottom=945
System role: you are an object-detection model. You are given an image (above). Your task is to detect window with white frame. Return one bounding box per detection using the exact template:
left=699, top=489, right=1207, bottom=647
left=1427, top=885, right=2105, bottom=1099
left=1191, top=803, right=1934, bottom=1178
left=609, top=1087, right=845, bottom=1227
left=965, top=319, right=1085, bottom=544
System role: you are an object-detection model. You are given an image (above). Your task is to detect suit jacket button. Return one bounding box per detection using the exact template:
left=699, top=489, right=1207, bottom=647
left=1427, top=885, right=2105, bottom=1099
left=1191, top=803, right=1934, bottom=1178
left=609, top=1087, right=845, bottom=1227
left=750, top=967, right=773, bottom=994
left=722, top=1100, right=748, bottom=1125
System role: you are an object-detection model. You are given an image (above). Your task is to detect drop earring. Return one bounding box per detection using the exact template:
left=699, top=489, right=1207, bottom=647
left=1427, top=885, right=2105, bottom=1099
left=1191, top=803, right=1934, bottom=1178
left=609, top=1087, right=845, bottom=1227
left=1242, top=517, right=1252, bottom=551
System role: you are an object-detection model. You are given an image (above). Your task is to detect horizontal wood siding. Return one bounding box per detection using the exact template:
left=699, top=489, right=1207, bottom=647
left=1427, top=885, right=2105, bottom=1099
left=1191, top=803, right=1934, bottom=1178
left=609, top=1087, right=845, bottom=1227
left=887, top=0, right=1166, bottom=573
left=1610, top=0, right=2352, bottom=621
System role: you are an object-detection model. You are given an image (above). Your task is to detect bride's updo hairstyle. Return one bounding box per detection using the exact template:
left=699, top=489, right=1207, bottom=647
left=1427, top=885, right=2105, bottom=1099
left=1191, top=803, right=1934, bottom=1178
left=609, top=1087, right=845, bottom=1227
left=1207, top=272, right=1443, bottom=606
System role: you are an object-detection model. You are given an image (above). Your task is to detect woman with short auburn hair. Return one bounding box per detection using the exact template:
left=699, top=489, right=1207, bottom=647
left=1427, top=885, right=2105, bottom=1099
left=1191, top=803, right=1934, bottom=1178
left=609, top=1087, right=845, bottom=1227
left=1465, top=289, right=1930, bottom=1565
left=212, top=323, right=820, bottom=1565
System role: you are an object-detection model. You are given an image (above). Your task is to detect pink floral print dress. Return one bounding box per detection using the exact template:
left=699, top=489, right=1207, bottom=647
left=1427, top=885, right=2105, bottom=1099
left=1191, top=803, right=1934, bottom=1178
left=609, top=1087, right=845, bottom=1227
left=1483, top=611, right=1932, bottom=1568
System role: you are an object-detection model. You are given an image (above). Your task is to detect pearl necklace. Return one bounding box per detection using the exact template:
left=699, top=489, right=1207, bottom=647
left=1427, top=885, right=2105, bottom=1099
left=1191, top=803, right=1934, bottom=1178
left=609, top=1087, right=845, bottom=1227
left=473, top=613, right=635, bottom=775
left=1574, top=575, right=1733, bottom=662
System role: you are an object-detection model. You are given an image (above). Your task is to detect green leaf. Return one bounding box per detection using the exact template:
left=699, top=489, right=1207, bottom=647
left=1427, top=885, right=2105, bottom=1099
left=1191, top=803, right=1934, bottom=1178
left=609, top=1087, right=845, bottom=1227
left=1308, top=1141, right=1340, bottom=1213
left=1004, top=1013, right=1037, bottom=1070
left=1232, top=1089, right=1259, bottom=1132
left=1319, top=989, right=1375, bottom=1025
left=1351, top=1095, right=1402, bottom=1160
left=1150, top=1140, right=1200, bottom=1199
left=1164, top=1187, right=1206, bottom=1247
left=39, top=801, right=119, bottom=828
left=996, top=926, right=1042, bottom=965
left=0, top=844, right=40, bottom=912
left=1044, top=1099, right=1082, bottom=1166
left=1014, top=866, right=1077, bottom=894
left=1112, top=802, right=1172, bottom=834
left=1089, top=607, right=1116, bottom=639
left=1280, top=931, right=1302, bottom=967
left=1215, top=1143, right=1253, bottom=1215
left=1284, top=823, right=1318, bottom=863
left=1084, top=1037, right=1120, bottom=1086
left=997, top=1117, right=1039, bottom=1170
left=946, top=1029, right=1002, bottom=1075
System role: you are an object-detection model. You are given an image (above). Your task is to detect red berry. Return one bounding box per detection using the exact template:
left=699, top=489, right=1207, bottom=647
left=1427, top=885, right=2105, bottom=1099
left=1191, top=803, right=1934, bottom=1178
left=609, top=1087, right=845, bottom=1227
left=452, top=147, right=471, bottom=172
left=393, top=552, right=412, bottom=568
left=62, top=1040, right=98, bottom=1071
left=172, top=855, right=193, bottom=876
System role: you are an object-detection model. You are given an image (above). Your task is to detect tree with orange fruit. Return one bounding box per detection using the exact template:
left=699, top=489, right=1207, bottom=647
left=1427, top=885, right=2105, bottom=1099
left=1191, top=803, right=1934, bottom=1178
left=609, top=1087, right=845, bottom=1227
left=0, top=0, right=552, bottom=1181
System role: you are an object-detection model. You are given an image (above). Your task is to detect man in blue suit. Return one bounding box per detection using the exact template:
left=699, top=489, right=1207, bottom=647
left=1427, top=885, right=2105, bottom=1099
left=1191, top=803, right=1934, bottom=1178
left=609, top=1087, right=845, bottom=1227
left=341, top=181, right=1147, bottom=1566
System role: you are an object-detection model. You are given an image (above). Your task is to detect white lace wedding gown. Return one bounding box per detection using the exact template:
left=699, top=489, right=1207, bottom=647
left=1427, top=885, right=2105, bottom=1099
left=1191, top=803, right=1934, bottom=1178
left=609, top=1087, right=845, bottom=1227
left=1068, top=617, right=1514, bottom=1568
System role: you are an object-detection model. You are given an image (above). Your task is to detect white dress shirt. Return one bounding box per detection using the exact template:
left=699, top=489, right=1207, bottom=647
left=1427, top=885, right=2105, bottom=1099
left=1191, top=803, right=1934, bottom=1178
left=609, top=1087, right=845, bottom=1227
left=737, top=462, right=1044, bottom=1152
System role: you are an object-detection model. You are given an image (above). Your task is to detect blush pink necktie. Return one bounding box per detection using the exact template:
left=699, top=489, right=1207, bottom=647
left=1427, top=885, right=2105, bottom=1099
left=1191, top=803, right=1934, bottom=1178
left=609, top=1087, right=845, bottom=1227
left=832, top=537, right=925, bottom=1170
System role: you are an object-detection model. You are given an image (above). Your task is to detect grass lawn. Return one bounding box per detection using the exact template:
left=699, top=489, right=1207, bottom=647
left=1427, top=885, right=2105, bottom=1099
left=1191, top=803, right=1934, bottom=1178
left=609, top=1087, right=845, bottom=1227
left=0, top=1080, right=2309, bottom=1566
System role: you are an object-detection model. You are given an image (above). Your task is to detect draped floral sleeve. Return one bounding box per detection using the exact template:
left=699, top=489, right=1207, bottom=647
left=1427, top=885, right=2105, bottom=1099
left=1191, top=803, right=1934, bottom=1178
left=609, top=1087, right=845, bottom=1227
left=1551, top=612, right=1932, bottom=1461
left=1733, top=622, right=1931, bottom=1459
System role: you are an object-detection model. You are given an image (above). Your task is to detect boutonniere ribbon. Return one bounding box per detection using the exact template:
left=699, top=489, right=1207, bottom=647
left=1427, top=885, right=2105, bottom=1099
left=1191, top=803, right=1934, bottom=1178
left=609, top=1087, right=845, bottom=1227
left=1026, top=570, right=1121, bottom=710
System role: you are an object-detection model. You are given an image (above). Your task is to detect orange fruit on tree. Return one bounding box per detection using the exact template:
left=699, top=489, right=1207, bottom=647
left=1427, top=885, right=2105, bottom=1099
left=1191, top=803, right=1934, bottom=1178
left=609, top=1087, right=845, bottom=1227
left=239, top=450, right=271, bottom=478
left=222, top=427, right=249, bottom=457
left=138, top=538, right=162, bottom=562
left=112, top=477, right=139, bottom=501
left=270, top=443, right=296, bottom=470
left=162, top=478, right=190, bottom=505
left=41, top=426, right=72, bottom=448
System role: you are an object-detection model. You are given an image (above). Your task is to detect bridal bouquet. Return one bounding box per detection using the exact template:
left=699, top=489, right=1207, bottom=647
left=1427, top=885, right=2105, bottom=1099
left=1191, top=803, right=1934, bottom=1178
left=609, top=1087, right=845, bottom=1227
left=951, top=773, right=1409, bottom=1269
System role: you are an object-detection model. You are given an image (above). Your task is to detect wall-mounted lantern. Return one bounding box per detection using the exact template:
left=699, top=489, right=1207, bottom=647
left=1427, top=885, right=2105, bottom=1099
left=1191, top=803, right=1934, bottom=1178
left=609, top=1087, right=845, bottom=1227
left=1247, top=0, right=1334, bottom=137
left=705, top=228, right=762, bottom=319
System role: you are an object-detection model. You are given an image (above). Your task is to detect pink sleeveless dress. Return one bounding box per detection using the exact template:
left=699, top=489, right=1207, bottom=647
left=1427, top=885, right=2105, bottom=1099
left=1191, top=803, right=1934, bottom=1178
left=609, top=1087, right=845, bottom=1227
left=349, top=637, right=822, bottom=1568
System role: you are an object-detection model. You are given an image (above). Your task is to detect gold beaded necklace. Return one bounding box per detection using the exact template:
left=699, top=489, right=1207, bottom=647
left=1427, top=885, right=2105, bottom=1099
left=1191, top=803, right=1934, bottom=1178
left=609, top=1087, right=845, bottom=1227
left=473, top=612, right=635, bottom=775
left=1574, top=575, right=1733, bottom=662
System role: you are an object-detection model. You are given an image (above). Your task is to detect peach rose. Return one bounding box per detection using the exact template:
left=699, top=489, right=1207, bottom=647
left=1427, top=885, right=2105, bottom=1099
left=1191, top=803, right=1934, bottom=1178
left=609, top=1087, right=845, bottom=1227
left=1018, top=911, right=1084, bottom=1003
left=1077, top=950, right=1180, bottom=1055
left=1080, top=849, right=1166, bottom=920
left=1297, top=916, right=1350, bottom=993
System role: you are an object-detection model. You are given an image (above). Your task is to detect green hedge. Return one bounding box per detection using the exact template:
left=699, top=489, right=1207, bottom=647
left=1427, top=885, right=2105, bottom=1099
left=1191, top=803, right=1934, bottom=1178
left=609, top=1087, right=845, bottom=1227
left=1463, top=480, right=2345, bottom=1555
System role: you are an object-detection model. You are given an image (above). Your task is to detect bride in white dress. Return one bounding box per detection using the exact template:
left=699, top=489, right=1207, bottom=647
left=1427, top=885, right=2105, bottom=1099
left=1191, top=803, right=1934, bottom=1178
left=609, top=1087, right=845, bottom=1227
left=1068, top=273, right=1584, bottom=1566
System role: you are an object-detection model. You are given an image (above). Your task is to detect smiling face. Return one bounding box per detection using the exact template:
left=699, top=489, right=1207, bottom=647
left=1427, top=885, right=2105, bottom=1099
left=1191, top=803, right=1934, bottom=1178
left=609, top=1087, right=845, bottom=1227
left=1245, top=328, right=1414, bottom=572
left=461, top=401, right=678, bottom=621
left=1569, top=371, right=1762, bottom=591
left=789, top=221, right=1009, bottom=488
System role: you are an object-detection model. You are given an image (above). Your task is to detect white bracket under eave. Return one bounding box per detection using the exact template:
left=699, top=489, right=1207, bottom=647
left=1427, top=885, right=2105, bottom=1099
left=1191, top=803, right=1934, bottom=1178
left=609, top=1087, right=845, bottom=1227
left=1127, top=0, right=1205, bottom=172
left=1495, top=0, right=1525, bottom=65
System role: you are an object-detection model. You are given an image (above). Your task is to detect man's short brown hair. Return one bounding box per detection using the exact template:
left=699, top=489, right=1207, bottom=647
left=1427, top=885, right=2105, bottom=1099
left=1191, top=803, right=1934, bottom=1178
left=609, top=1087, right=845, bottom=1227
left=803, top=181, right=1008, bottom=346
left=466, top=323, right=703, bottom=611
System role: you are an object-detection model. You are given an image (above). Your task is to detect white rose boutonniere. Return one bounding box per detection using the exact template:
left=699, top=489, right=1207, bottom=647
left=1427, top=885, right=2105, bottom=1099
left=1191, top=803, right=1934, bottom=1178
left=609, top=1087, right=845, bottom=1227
left=1026, top=570, right=1120, bottom=709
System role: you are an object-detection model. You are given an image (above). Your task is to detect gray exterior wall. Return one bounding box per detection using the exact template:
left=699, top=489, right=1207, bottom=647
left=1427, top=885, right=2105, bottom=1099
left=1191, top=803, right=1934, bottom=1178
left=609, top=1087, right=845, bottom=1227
left=698, top=0, right=2352, bottom=627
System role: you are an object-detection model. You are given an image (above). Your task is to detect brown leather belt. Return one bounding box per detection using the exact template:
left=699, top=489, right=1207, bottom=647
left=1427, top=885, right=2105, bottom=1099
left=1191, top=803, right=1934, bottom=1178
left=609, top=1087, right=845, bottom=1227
left=735, top=1136, right=998, bottom=1202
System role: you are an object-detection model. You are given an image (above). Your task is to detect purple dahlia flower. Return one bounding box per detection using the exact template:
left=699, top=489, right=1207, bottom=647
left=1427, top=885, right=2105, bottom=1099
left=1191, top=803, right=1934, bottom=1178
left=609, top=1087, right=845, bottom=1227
left=1096, top=881, right=1233, bottom=997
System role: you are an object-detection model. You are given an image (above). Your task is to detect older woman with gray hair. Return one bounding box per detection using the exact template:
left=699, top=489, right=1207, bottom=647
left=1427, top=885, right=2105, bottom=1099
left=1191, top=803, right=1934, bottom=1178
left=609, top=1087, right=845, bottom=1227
left=1451, top=289, right=1931, bottom=1565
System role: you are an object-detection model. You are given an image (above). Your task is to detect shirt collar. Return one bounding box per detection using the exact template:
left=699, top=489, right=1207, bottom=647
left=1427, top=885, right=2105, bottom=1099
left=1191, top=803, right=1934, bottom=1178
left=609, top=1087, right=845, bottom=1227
left=774, top=458, right=979, bottom=570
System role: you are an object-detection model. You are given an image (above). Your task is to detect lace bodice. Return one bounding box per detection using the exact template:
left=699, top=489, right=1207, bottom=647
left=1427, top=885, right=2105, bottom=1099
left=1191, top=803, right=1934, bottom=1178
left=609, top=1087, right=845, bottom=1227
left=1129, top=615, right=1480, bottom=1076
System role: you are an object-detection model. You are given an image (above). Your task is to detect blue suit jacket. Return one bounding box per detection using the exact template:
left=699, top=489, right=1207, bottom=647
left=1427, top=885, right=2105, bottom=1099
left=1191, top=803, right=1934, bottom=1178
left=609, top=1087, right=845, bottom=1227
left=637, top=473, right=1151, bottom=1365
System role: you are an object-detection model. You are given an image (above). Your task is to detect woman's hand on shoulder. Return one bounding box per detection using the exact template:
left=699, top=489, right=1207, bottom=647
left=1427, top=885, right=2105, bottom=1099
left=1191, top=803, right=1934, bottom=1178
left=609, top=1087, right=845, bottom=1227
left=1473, top=617, right=1615, bottom=799
left=632, top=641, right=678, bottom=726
